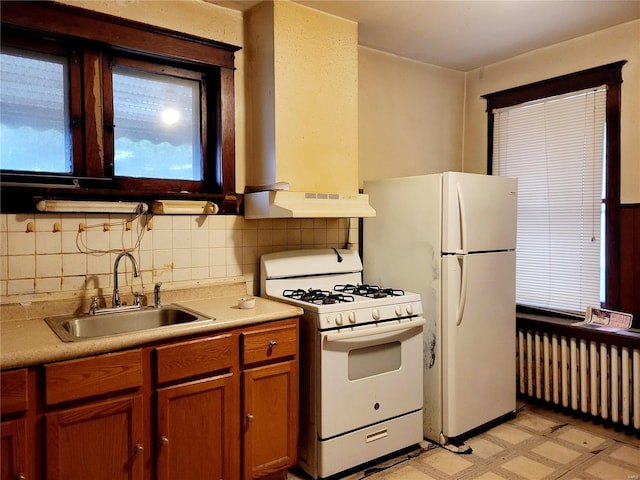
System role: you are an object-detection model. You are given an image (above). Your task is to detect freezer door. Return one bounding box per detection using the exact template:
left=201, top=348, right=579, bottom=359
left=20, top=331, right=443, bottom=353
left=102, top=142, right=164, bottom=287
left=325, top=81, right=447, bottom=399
left=442, top=172, right=517, bottom=254
left=442, top=250, right=516, bottom=439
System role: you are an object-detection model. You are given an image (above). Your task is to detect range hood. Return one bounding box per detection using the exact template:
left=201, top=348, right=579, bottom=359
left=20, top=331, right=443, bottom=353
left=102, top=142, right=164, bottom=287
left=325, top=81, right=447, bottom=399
left=243, top=1, right=375, bottom=219
left=244, top=190, right=375, bottom=219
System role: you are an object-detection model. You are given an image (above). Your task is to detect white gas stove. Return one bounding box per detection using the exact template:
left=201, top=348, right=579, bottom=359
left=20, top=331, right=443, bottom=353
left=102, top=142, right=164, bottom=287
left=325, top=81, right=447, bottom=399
left=261, top=247, right=423, bottom=329
left=260, top=248, right=425, bottom=479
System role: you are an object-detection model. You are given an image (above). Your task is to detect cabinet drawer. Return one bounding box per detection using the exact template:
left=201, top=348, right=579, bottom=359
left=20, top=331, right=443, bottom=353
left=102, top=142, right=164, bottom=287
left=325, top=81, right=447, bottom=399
left=242, top=321, right=298, bottom=366
left=1, top=368, right=28, bottom=414
left=155, top=333, right=234, bottom=384
left=45, top=349, right=142, bottom=405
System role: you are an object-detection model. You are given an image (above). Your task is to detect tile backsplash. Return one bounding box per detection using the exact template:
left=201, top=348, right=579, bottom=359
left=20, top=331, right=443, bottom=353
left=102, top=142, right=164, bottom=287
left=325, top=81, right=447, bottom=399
left=0, top=213, right=358, bottom=301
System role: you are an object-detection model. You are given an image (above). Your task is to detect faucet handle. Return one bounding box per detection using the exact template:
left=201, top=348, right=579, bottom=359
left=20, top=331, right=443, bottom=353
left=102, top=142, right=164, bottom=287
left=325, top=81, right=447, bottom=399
left=89, top=296, right=99, bottom=315
left=133, top=292, right=144, bottom=306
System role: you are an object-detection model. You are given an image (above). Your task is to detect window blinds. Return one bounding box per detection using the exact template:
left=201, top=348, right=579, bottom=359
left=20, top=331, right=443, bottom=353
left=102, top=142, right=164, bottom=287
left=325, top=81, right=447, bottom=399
left=492, top=87, right=606, bottom=314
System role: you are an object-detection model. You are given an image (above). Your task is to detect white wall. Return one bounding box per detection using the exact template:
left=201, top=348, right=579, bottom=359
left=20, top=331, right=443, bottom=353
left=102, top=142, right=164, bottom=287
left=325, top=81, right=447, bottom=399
left=463, top=20, right=640, bottom=204
left=359, top=47, right=466, bottom=184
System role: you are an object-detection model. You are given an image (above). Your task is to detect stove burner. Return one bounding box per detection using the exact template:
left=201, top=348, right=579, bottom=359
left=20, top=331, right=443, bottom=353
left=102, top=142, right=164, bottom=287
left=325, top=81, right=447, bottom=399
left=334, top=284, right=405, bottom=298
left=283, top=289, right=355, bottom=305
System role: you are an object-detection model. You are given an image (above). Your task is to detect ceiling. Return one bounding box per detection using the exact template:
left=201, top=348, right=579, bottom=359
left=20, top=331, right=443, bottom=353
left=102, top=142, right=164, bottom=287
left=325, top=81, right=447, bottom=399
left=208, top=0, right=640, bottom=71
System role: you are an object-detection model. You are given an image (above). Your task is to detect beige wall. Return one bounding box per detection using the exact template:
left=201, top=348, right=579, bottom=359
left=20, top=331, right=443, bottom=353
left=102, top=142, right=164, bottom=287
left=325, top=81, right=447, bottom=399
left=463, top=19, right=640, bottom=204
left=358, top=47, right=465, bottom=184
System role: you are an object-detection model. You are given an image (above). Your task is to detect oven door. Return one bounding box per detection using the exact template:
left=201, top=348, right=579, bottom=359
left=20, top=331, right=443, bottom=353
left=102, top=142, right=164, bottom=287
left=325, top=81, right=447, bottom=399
left=318, top=317, right=425, bottom=439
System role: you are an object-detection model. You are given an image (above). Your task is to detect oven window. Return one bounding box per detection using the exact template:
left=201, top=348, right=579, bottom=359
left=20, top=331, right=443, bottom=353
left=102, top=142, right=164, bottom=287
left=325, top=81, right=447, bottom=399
left=348, top=342, right=401, bottom=380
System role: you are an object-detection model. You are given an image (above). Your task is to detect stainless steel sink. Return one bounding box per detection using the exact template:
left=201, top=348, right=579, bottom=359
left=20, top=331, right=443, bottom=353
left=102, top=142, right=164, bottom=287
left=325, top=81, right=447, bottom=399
left=45, top=306, right=213, bottom=342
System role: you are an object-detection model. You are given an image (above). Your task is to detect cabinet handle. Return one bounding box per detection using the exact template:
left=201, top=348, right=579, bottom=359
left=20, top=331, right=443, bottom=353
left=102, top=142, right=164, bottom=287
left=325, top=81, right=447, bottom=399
left=246, top=413, right=254, bottom=423
left=16, top=474, right=26, bottom=480
left=160, top=436, right=170, bottom=447
left=268, top=340, right=277, bottom=349
left=134, top=444, right=144, bottom=454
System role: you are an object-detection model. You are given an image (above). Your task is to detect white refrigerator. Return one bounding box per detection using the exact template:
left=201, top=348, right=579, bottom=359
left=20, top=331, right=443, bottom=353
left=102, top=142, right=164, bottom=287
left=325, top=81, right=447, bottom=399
left=363, top=172, right=517, bottom=444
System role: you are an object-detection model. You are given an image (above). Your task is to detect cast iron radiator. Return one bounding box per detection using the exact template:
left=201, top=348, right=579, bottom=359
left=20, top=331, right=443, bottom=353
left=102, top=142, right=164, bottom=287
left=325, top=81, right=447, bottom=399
left=516, top=316, right=639, bottom=431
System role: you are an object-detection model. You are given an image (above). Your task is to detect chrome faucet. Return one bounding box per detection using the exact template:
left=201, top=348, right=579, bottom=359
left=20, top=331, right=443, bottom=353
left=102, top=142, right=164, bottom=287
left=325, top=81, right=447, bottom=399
left=112, top=252, right=140, bottom=308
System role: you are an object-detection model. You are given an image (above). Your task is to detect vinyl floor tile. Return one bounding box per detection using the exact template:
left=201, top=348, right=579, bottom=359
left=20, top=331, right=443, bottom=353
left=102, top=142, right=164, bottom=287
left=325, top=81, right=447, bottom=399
left=419, top=450, right=474, bottom=476
left=500, top=455, right=556, bottom=480
left=530, top=440, right=583, bottom=464
left=555, top=427, right=609, bottom=451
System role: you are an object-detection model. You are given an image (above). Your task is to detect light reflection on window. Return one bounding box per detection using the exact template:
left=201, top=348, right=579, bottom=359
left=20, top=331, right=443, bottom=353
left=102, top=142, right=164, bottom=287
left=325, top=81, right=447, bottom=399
left=112, top=66, right=202, bottom=180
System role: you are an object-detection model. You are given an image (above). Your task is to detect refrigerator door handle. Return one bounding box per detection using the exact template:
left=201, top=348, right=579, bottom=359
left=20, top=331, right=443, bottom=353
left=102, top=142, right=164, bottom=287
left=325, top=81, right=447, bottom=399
left=456, top=253, right=468, bottom=326
left=456, top=182, right=468, bottom=254
left=455, top=181, right=469, bottom=326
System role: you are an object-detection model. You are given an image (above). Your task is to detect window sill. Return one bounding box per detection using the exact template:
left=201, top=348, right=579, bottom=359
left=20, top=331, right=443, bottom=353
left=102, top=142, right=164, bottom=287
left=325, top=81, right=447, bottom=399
left=516, top=312, right=640, bottom=349
left=0, top=184, right=242, bottom=215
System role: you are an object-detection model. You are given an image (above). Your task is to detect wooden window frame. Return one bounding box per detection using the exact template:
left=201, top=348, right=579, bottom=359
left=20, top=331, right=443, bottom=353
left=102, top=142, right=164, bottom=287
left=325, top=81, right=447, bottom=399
left=0, top=1, right=241, bottom=213
left=483, top=61, right=626, bottom=312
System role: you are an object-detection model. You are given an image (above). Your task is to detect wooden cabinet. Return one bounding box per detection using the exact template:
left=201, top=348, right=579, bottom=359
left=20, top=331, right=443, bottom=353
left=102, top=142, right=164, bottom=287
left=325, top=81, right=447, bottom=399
left=46, top=395, right=144, bottom=480
left=154, top=333, right=240, bottom=480
left=157, top=375, right=236, bottom=480
left=1, top=418, right=28, bottom=480
left=43, top=350, right=145, bottom=480
left=1, top=368, right=32, bottom=480
left=241, top=320, right=299, bottom=480
left=1, top=316, right=299, bottom=480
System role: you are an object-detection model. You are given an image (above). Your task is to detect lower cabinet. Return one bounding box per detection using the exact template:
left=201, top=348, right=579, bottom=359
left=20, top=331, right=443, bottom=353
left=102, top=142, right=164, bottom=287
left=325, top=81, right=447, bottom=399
left=243, top=361, right=298, bottom=479
left=156, top=374, right=236, bottom=480
left=1, top=418, right=28, bottom=480
left=46, top=396, right=145, bottom=480
left=241, top=320, right=299, bottom=480
left=0, top=317, right=299, bottom=480
left=1, top=368, right=33, bottom=480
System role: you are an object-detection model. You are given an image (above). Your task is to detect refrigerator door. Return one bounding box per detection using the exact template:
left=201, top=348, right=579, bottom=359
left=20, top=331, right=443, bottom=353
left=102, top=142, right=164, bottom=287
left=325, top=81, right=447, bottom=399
left=441, top=250, right=516, bottom=439
left=442, top=172, right=517, bottom=254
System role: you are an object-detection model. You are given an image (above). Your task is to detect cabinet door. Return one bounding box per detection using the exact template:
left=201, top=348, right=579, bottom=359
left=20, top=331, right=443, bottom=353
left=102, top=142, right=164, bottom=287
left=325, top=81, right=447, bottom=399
left=1, top=418, right=27, bottom=480
left=46, top=395, right=144, bottom=480
left=156, top=374, right=237, bottom=480
left=243, top=360, right=298, bottom=480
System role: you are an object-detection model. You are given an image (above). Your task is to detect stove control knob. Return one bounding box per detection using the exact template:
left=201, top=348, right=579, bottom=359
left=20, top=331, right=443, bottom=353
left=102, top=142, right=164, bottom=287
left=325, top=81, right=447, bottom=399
left=372, top=308, right=380, bottom=321
left=336, top=313, right=343, bottom=326
left=348, top=312, right=357, bottom=324
left=406, top=304, right=414, bottom=315
left=395, top=305, right=403, bottom=317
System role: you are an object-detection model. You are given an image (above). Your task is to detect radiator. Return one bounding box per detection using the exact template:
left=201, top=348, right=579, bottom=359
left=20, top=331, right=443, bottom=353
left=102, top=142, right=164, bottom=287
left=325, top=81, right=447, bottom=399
left=517, top=328, right=640, bottom=430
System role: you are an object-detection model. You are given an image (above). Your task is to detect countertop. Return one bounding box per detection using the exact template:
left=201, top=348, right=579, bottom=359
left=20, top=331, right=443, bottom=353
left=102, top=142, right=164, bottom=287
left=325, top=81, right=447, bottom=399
left=1, top=296, right=303, bottom=370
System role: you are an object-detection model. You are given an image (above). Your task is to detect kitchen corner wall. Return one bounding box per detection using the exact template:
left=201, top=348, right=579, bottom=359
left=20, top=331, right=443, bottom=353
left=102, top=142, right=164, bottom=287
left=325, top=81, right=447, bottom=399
left=0, top=213, right=357, bottom=302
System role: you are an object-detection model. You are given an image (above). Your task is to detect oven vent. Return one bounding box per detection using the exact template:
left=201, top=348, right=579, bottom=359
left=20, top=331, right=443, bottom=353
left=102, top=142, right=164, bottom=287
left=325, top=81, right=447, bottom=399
left=517, top=327, right=639, bottom=431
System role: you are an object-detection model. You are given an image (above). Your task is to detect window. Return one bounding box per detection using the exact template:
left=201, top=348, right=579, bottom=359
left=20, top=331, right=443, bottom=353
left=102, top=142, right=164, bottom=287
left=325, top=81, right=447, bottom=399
left=1, top=47, right=71, bottom=174
left=484, top=62, right=625, bottom=314
left=0, top=1, right=239, bottom=212
left=110, top=60, right=204, bottom=181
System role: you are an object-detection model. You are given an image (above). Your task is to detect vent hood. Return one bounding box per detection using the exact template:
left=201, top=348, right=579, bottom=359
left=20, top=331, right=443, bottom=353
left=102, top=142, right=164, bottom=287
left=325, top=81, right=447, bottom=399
left=244, top=190, right=375, bottom=219
left=243, top=1, right=374, bottom=219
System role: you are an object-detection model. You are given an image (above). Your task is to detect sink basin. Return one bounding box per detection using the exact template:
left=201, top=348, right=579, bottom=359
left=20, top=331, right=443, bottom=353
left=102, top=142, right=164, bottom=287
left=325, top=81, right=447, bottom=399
left=46, top=306, right=213, bottom=342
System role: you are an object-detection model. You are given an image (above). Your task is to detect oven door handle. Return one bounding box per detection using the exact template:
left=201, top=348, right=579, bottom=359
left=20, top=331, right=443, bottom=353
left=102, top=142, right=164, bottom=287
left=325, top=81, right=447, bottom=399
left=324, top=318, right=426, bottom=342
